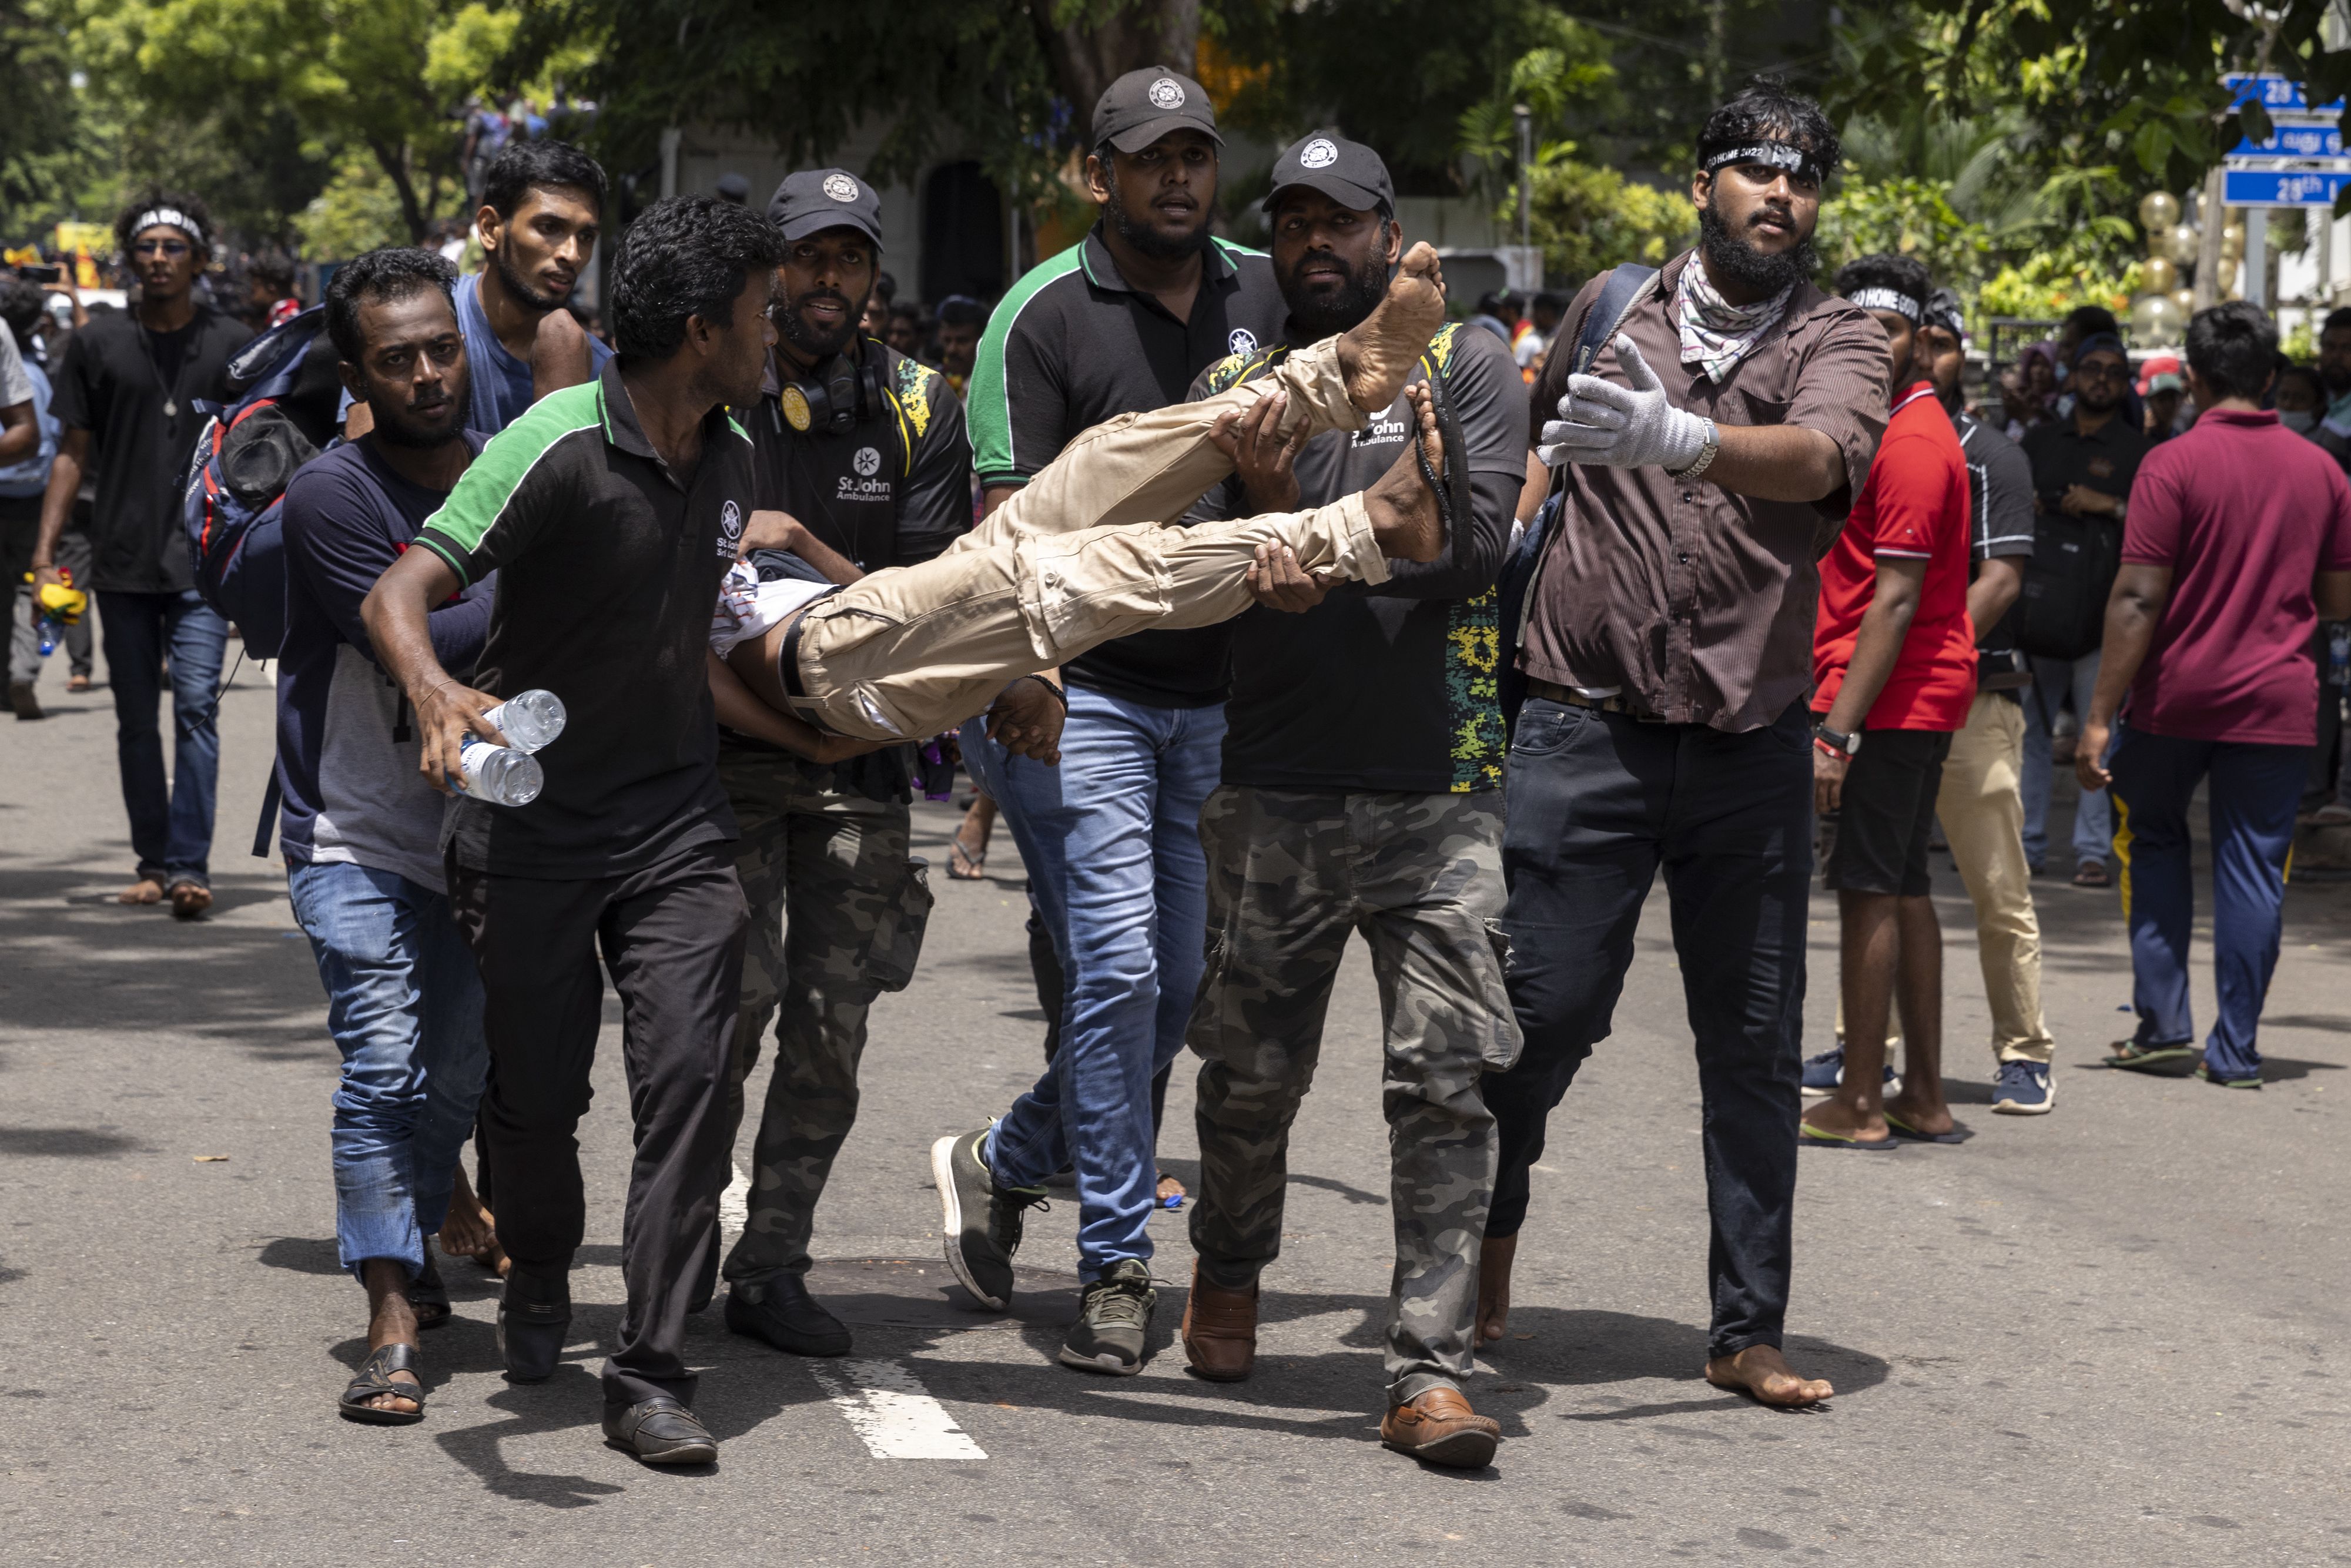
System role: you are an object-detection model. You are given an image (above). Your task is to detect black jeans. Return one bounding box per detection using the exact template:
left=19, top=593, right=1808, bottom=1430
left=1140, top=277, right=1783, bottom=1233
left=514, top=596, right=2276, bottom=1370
left=447, top=839, right=749, bottom=1408
left=1486, top=696, right=1812, bottom=1359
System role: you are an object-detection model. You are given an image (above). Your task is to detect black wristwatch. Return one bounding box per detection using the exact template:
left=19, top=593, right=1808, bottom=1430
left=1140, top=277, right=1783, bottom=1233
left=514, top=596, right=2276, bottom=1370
left=1813, top=721, right=1861, bottom=758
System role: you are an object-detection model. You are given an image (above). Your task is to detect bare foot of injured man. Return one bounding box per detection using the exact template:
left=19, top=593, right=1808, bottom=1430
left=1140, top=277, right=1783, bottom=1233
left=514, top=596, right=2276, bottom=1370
left=1361, top=381, right=1449, bottom=563
left=1337, top=242, right=1446, bottom=414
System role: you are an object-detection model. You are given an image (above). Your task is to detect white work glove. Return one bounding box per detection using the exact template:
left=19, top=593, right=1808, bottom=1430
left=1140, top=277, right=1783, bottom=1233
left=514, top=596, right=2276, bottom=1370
left=1538, top=334, right=1709, bottom=473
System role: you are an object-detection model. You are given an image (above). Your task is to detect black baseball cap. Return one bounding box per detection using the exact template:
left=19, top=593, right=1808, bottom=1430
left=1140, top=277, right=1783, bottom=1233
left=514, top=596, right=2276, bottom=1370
left=1092, top=66, right=1222, bottom=154
left=766, top=169, right=884, bottom=247
left=1262, top=132, right=1393, bottom=217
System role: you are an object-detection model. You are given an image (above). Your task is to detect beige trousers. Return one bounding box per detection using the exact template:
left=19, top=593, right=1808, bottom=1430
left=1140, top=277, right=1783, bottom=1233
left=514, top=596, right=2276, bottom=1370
left=1937, top=691, right=2055, bottom=1064
left=788, top=336, right=1387, bottom=742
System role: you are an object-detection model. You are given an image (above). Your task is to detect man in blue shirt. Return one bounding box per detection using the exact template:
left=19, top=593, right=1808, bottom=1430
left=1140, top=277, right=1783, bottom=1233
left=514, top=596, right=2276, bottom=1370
left=277, top=247, right=494, bottom=1426
left=451, top=139, right=609, bottom=435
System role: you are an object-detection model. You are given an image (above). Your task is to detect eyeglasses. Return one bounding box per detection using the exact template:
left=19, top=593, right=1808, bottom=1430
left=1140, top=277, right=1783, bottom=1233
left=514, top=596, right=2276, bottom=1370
left=132, top=239, right=191, bottom=258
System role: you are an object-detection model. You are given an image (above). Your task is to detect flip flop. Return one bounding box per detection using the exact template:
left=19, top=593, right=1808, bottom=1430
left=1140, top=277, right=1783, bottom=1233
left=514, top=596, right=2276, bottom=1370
left=338, top=1342, right=426, bottom=1426
left=2193, top=1064, right=2263, bottom=1090
left=1798, top=1121, right=1899, bottom=1151
left=2102, top=1041, right=2199, bottom=1077
left=118, top=877, right=165, bottom=906
left=947, top=836, right=987, bottom=881
left=1884, top=1110, right=1972, bottom=1145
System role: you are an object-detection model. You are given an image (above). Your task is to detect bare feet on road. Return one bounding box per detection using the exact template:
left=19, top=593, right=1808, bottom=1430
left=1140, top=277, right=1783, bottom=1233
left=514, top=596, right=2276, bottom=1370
left=1705, top=1344, right=1834, bottom=1408
left=1476, top=1233, right=1515, bottom=1346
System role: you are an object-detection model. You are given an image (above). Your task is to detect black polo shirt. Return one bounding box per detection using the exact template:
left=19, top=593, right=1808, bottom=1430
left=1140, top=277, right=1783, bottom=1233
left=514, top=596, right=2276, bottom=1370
left=413, top=357, right=749, bottom=877
left=1190, top=321, right=1525, bottom=793
left=967, top=223, right=1287, bottom=708
left=732, top=337, right=973, bottom=792
left=2020, top=410, right=2150, bottom=508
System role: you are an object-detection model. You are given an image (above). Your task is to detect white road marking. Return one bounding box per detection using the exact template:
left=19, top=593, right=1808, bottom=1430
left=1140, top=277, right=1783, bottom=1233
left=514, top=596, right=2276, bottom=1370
left=808, top=1358, right=988, bottom=1459
left=719, top=1161, right=751, bottom=1241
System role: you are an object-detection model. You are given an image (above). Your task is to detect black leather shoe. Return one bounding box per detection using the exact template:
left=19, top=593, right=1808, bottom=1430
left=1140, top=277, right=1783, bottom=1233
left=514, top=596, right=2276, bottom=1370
left=603, top=1396, right=716, bottom=1465
left=725, top=1270, right=852, bottom=1356
left=496, top=1278, right=571, bottom=1383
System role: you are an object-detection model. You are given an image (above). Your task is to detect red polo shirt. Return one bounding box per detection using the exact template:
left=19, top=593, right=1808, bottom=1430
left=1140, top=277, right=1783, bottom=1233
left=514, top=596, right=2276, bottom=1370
left=1811, top=382, right=1976, bottom=731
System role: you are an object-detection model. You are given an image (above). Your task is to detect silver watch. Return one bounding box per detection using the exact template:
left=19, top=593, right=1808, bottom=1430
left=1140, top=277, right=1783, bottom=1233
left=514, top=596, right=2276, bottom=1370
left=1670, top=417, right=1720, bottom=482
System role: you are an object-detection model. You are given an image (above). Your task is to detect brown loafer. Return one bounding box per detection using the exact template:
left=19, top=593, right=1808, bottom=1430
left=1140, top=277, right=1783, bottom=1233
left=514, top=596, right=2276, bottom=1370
left=1178, top=1262, right=1257, bottom=1382
left=1381, top=1387, right=1501, bottom=1469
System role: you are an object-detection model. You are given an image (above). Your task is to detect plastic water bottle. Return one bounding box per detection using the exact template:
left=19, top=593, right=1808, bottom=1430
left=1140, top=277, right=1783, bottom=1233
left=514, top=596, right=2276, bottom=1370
left=454, top=737, right=544, bottom=806
left=480, top=689, right=567, bottom=753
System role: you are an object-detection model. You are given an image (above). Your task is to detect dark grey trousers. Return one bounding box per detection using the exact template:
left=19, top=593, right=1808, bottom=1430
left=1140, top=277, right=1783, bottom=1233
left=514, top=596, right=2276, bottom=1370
left=448, top=839, right=749, bottom=1408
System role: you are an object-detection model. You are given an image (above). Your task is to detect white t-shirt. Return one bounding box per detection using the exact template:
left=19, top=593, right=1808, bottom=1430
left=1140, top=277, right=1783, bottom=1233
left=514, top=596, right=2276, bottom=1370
left=709, top=559, right=834, bottom=658
left=0, top=320, right=33, bottom=410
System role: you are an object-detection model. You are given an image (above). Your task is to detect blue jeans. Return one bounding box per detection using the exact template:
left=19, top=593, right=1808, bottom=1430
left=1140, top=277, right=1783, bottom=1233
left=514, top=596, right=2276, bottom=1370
left=2106, top=726, right=2308, bottom=1080
left=2021, top=652, right=2111, bottom=870
left=96, top=589, right=226, bottom=884
left=287, top=859, right=490, bottom=1281
left=962, top=685, right=1227, bottom=1281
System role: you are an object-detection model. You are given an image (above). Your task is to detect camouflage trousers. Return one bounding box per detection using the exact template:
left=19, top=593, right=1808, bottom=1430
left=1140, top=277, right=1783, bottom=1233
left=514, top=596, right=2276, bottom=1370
left=1187, top=786, right=1516, bottom=1402
left=718, top=747, right=930, bottom=1281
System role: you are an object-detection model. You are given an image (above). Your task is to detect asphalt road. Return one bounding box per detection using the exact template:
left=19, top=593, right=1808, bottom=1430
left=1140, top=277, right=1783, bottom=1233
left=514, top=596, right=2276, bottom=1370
left=5, top=655, right=2350, bottom=1567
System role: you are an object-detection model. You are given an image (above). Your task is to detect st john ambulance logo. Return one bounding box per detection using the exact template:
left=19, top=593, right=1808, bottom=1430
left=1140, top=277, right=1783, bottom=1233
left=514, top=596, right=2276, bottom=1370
left=718, top=500, right=744, bottom=554
left=1300, top=138, right=1338, bottom=169
left=1227, top=328, right=1258, bottom=357
left=823, top=173, right=860, bottom=203
left=854, top=446, right=882, bottom=478
left=1147, top=78, right=1185, bottom=110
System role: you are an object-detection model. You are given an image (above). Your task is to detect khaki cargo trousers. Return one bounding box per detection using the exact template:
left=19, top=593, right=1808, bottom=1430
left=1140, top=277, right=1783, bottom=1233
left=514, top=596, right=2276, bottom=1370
left=785, top=336, right=1389, bottom=742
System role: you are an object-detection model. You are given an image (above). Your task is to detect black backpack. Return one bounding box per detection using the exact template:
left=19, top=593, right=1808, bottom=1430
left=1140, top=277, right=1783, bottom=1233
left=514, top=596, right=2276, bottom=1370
left=2010, top=509, right=2122, bottom=662
left=1497, top=263, right=1658, bottom=736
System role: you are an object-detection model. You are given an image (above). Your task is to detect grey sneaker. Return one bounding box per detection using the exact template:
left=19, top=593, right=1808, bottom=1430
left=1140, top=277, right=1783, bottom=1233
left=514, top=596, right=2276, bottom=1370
left=1059, top=1258, right=1156, bottom=1375
left=930, top=1126, right=1044, bottom=1310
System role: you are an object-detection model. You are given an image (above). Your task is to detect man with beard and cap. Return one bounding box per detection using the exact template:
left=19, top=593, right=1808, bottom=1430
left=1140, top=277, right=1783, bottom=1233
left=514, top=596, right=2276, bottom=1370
left=31, top=186, right=253, bottom=917
left=2018, top=331, right=2148, bottom=890
left=1478, top=79, right=1890, bottom=1408
left=359, top=196, right=787, bottom=1465
left=446, top=139, right=611, bottom=437
left=276, top=247, right=497, bottom=1426
left=706, top=168, right=971, bottom=1360
left=1170, top=132, right=1523, bottom=1465
left=940, top=66, right=1284, bottom=1347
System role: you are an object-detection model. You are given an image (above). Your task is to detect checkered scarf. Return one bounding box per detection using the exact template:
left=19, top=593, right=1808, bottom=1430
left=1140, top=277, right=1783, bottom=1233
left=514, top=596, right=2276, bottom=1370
left=1676, top=257, right=1791, bottom=384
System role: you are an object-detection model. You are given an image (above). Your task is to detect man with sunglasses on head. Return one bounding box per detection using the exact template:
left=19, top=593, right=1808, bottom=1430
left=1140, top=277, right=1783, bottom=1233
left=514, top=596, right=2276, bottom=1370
left=708, top=169, right=970, bottom=1361
left=1482, top=80, right=1890, bottom=1408
left=31, top=187, right=253, bottom=919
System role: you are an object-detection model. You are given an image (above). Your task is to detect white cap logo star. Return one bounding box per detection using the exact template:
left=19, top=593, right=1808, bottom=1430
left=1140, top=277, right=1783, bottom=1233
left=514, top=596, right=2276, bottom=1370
left=1147, top=78, right=1185, bottom=110
left=822, top=173, right=860, bottom=203
left=1300, top=138, right=1338, bottom=169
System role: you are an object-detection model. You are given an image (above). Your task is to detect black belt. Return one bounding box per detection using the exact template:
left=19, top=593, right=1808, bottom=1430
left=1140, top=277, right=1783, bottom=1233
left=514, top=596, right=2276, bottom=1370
left=1526, top=677, right=1669, bottom=723
left=776, top=588, right=842, bottom=733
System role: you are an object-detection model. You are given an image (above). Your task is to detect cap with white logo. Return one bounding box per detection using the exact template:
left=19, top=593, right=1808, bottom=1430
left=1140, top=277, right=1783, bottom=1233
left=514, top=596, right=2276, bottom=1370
left=768, top=167, right=885, bottom=247
left=1262, top=131, right=1394, bottom=217
left=1091, top=65, right=1223, bottom=155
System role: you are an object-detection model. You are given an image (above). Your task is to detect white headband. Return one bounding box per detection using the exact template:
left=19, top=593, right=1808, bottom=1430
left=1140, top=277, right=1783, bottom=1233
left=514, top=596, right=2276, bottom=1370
left=130, top=207, right=205, bottom=246
left=1847, top=287, right=1921, bottom=323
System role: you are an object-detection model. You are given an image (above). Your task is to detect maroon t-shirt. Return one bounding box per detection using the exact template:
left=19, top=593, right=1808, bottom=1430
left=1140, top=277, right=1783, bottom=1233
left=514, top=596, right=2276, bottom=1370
left=2120, top=408, right=2351, bottom=745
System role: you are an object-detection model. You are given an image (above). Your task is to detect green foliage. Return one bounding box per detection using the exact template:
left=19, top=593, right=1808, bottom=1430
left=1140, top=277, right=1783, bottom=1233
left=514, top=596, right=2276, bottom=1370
left=1, top=0, right=89, bottom=216
left=1978, top=256, right=2143, bottom=324
left=293, top=152, right=410, bottom=257
left=1508, top=159, right=1695, bottom=285
left=1815, top=174, right=1994, bottom=291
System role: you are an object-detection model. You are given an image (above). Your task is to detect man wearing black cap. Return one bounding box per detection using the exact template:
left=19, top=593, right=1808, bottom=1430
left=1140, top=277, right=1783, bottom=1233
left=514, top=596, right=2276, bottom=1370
left=32, top=186, right=252, bottom=919
left=712, top=168, right=973, bottom=1359
left=714, top=172, right=751, bottom=207
left=1174, top=132, right=1522, bottom=1467
left=944, top=66, right=1284, bottom=1348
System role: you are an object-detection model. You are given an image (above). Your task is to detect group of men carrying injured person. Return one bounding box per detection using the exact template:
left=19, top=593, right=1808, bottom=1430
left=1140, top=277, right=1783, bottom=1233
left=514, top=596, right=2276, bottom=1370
left=306, top=72, right=1888, bottom=1470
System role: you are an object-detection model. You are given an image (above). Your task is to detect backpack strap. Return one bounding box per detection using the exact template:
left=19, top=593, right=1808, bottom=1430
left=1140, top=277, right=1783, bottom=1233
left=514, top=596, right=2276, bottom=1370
left=1572, top=263, right=1660, bottom=377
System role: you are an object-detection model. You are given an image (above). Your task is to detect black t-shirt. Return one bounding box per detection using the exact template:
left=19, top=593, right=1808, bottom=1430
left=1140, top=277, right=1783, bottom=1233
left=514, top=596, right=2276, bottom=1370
left=2020, top=412, right=2150, bottom=505
left=413, top=359, right=750, bottom=877
left=1190, top=322, right=1526, bottom=793
left=48, top=306, right=253, bottom=592
left=732, top=339, right=974, bottom=796
left=967, top=225, right=1287, bottom=708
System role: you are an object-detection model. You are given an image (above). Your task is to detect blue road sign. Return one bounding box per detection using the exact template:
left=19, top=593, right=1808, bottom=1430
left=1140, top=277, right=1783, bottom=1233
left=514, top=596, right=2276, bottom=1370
left=2223, top=167, right=2351, bottom=206
left=2224, top=72, right=2348, bottom=115
left=2231, top=123, right=2348, bottom=159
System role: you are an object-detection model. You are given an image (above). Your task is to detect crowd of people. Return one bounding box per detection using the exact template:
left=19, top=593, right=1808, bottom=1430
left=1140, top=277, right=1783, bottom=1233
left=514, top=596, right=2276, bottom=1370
left=5, top=68, right=2348, bottom=1475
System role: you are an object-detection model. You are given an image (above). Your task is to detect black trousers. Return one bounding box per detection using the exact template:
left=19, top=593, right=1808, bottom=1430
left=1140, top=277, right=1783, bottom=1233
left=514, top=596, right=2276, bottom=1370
left=447, top=839, right=749, bottom=1407
left=1486, top=696, right=1811, bottom=1359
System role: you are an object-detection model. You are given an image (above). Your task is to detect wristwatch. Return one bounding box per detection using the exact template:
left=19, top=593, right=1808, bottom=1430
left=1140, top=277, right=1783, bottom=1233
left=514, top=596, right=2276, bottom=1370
left=1813, top=721, right=1861, bottom=758
left=1670, top=417, right=1720, bottom=482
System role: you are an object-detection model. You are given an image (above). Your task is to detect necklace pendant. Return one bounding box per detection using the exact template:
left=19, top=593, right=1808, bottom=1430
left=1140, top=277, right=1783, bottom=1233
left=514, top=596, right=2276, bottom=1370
left=164, top=398, right=178, bottom=418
